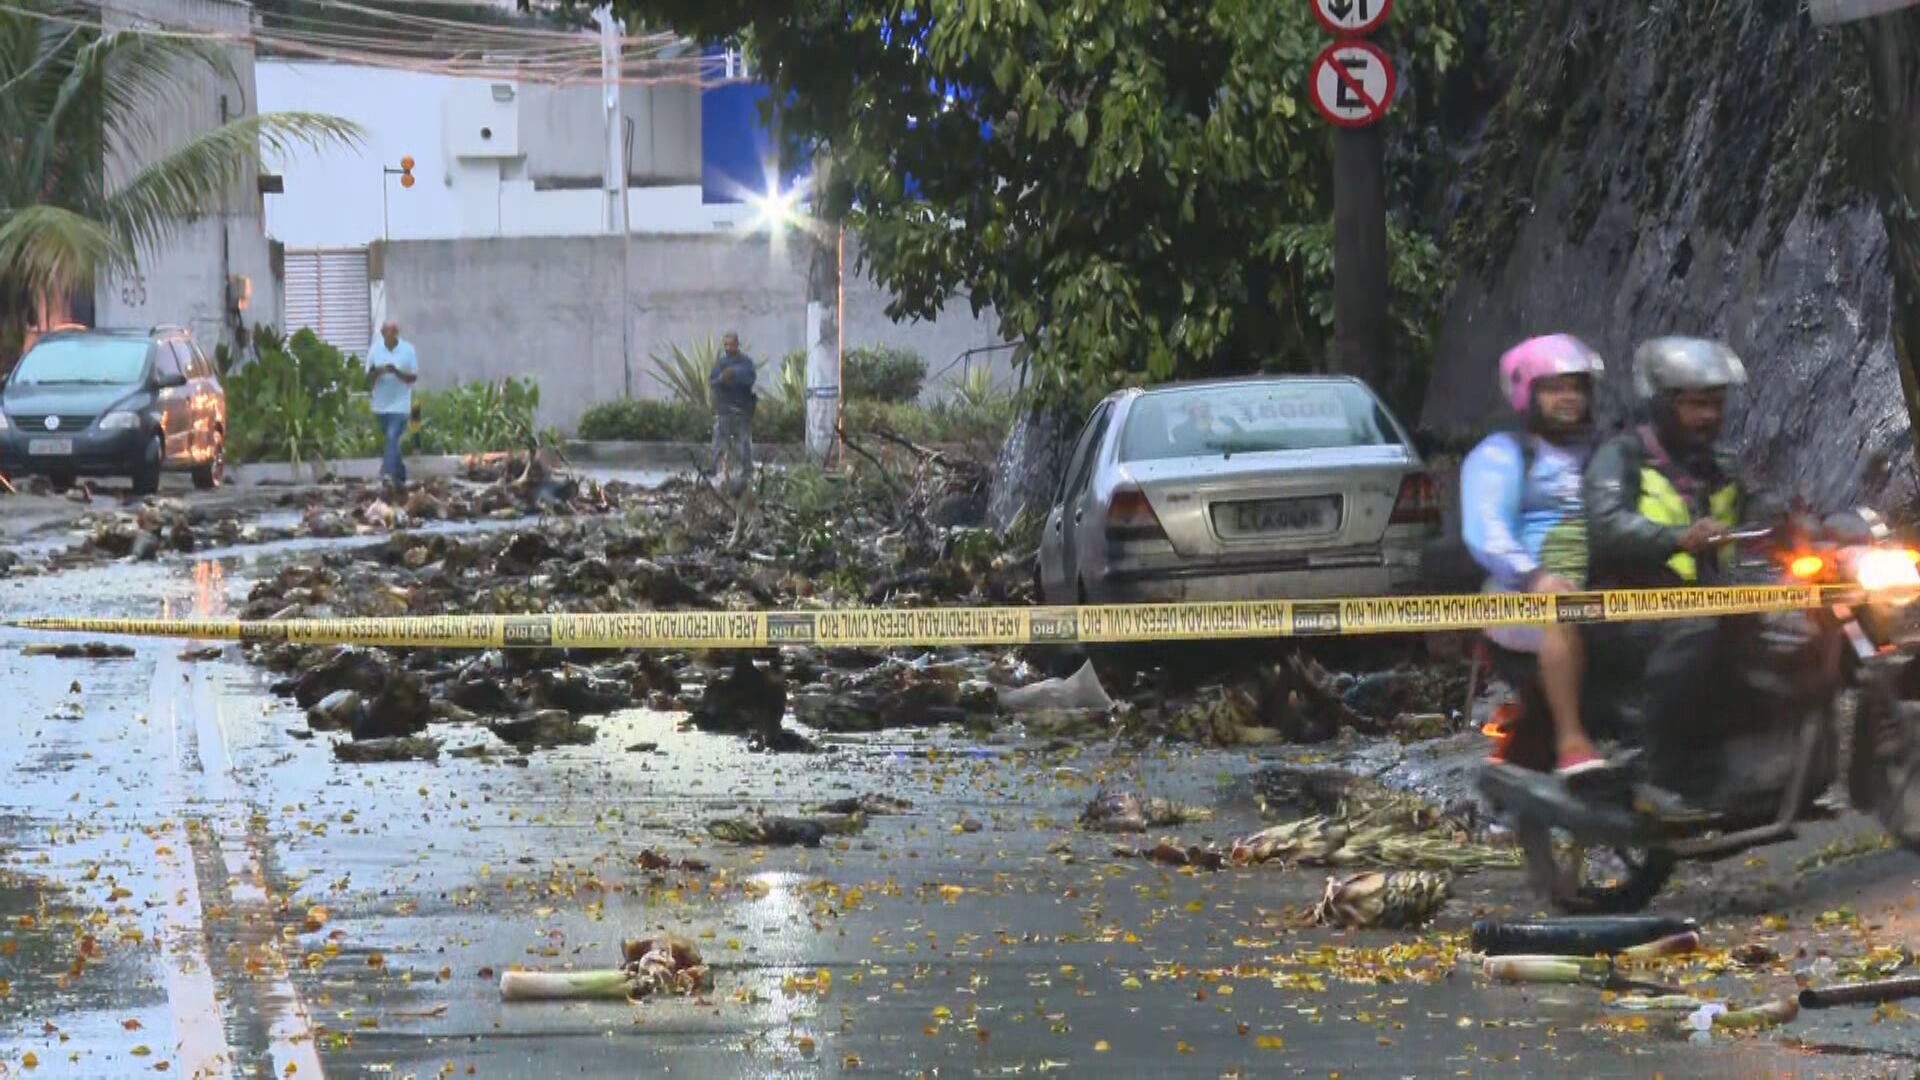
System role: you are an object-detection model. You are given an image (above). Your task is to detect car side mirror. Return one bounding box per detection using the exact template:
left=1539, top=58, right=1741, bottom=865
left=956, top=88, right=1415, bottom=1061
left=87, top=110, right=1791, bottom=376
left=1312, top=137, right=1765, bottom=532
left=158, top=370, right=187, bottom=389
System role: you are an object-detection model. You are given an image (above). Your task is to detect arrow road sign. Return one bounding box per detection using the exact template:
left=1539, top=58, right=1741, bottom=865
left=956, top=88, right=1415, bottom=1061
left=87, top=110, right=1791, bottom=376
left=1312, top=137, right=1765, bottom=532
left=1313, top=0, right=1392, bottom=37
left=1309, top=41, right=1396, bottom=128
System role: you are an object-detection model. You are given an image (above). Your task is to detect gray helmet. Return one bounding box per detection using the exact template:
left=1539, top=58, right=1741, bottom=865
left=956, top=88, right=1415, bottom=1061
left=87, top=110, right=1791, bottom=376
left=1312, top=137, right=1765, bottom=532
left=1632, top=337, right=1747, bottom=402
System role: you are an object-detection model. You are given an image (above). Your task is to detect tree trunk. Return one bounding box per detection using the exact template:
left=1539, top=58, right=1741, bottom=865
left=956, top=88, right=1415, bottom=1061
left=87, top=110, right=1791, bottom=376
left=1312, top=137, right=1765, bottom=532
left=805, top=149, right=842, bottom=464
left=1858, top=13, right=1920, bottom=470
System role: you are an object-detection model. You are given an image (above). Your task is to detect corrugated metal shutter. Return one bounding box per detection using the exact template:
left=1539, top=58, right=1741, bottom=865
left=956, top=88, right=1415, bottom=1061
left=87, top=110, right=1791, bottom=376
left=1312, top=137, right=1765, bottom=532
left=282, top=247, right=371, bottom=356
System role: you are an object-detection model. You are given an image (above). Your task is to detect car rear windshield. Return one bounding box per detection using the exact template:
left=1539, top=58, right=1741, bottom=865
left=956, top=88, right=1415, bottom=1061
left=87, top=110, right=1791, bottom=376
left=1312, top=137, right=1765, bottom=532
left=1119, top=381, right=1397, bottom=463
left=9, top=337, right=149, bottom=387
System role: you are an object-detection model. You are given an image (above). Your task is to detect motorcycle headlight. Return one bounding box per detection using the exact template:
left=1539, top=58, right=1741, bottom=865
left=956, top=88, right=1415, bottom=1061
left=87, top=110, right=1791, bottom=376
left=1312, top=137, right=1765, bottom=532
left=1851, top=546, right=1920, bottom=600
left=97, top=411, right=141, bottom=431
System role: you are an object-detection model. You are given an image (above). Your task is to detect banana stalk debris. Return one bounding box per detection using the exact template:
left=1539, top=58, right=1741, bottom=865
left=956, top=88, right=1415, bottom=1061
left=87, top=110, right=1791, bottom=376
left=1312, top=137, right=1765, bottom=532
left=1312, top=870, right=1452, bottom=929
left=500, top=933, right=709, bottom=1002
left=1230, top=814, right=1518, bottom=872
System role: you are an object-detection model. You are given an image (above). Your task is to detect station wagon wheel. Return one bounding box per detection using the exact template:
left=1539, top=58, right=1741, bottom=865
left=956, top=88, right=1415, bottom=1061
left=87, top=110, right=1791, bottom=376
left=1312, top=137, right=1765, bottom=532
left=192, top=429, right=224, bottom=490
left=131, top=434, right=162, bottom=496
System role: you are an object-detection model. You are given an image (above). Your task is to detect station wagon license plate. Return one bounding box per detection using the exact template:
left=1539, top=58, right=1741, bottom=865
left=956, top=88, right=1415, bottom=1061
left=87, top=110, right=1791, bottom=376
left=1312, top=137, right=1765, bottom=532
left=28, top=438, right=72, bottom=456
left=1215, top=495, right=1340, bottom=537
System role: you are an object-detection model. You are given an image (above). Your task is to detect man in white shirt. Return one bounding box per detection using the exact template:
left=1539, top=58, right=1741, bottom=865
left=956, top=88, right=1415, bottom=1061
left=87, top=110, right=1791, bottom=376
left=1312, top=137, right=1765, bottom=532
left=366, top=320, right=419, bottom=487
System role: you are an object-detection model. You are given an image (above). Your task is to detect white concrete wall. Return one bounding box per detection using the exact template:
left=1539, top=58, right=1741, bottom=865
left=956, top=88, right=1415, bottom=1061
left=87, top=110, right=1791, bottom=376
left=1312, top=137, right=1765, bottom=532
left=95, top=0, right=277, bottom=355
left=380, top=233, right=1019, bottom=432
left=258, top=61, right=748, bottom=247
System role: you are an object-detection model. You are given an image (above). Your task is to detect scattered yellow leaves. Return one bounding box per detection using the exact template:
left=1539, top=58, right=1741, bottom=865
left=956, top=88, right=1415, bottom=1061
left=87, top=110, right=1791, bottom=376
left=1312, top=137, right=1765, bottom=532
left=1175, top=1040, right=1193, bottom=1054
left=932, top=1005, right=952, bottom=1021
left=938, top=885, right=966, bottom=903
left=1184, top=900, right=1205, bottom=913
left=1256, top=1035, right=1285, bottom=1050
left=1094, top=1040, right=1110, bottom=1053
left=843, top=1052, right=862, bottom=1068
left=1121, top=976, right=1143, bottom=990
left=131, top=1045, right=153, bottom=1057
left=22, top=1051, right=39, bottom=1069
left=304, top=907, right=330, bottom=932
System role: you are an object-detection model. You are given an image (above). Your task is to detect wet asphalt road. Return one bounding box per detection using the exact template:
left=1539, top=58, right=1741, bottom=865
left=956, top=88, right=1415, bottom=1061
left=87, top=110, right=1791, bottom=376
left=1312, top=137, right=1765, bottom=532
left=2, top=499, right=1919, bottom=1078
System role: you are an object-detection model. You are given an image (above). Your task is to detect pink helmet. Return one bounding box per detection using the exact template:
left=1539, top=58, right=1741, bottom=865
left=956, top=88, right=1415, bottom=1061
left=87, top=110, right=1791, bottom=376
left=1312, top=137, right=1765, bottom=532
left=1498, top=334, right=1604, bottom=413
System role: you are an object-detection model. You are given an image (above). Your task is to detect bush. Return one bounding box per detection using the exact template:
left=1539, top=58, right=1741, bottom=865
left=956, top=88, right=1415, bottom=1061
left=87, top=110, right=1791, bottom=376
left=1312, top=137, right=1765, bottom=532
left=650, top=338, right=720, bottom=407
left=844, top=345, right=926, bottom=403
left=226, top=326, right=376, bottom=465
left=577, top=398, right=710, bottom=442
left=411, top=377, right=544, bottom=455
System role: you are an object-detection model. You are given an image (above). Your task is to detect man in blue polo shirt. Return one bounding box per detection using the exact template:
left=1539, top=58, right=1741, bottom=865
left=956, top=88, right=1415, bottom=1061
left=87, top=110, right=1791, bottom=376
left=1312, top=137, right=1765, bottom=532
left=367, top=320, right=419, bottom=487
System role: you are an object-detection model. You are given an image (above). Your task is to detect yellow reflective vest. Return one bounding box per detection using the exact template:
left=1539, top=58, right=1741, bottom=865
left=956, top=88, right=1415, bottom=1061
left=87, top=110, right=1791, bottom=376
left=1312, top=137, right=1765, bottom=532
left=1636, top=467, right=1741, bottom=582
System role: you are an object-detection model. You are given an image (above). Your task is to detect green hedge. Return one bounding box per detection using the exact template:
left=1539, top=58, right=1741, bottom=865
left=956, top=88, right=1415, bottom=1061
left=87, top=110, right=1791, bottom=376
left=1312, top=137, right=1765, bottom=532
left=573, top=396, right=1013, bottom=447
left=844, top=346, right=926, bottom=403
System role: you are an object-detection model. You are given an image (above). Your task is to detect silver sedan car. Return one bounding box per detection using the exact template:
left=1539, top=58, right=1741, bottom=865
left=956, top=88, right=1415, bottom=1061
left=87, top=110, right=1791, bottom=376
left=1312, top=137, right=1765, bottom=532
left=1037, top=375, right=1440, bottom=604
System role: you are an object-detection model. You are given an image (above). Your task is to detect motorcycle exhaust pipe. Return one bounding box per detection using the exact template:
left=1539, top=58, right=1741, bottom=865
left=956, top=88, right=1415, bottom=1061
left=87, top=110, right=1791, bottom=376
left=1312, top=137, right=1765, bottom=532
left=1798, top=975, right=1920, bottom=1010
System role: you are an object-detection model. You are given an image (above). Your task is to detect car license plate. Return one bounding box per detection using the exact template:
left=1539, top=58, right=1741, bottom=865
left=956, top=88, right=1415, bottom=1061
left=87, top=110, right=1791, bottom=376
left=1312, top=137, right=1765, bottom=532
left=1216, top=496, right=1339, bottom=537
left=29, top=438, right=72, bottom=456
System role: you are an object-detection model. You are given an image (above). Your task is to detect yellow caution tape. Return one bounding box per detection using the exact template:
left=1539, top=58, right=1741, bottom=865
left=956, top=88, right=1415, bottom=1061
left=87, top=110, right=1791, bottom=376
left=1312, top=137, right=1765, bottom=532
left=3, top=583, right=1879, bottom=650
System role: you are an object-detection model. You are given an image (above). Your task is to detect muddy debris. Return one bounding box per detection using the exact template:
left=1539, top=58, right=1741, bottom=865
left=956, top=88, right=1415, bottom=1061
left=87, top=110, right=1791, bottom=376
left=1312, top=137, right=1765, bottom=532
left=706, top=812, right=866, bottom=846
left=808, top=794, right=914, bottom=816
left=689, top=655, right=788, bottom=743
left=791, top=660, right=976, bottom=732
left=636, top=849, right=710, bottom=874
left=332, top=735, right=442, bottom=763
left=1078, top=788, right=1213, bottom=833
left=178, top=646, right=225, bottom=662
left=1114, top=841, right=1228, bottom=871
left=22, top=642, right=135, bottom=659
left=488, top=711, right=597, bottom=749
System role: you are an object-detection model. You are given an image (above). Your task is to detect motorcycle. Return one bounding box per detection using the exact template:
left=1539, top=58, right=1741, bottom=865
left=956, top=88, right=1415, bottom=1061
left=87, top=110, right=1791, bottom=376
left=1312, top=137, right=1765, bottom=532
left=1474, top=507, right=1920, bottom=913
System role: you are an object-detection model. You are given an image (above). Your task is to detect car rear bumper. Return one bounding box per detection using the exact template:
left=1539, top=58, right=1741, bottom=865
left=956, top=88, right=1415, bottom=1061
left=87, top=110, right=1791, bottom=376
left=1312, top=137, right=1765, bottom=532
left=0, top=428, right=144, bottom=476
left=1092, top=545, right=1426, bottom=603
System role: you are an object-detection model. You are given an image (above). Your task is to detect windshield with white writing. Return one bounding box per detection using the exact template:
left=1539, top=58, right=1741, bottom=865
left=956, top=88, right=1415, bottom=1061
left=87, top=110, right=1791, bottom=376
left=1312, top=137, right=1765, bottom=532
left=9, top=338, right=150, bottom=387
left=1119, top=382, right=1395, bottom=462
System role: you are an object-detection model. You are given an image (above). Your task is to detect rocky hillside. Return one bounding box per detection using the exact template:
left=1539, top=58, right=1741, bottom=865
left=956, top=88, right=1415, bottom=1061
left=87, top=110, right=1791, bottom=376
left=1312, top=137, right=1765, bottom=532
left=1422, top=0, right=1912, bottom=512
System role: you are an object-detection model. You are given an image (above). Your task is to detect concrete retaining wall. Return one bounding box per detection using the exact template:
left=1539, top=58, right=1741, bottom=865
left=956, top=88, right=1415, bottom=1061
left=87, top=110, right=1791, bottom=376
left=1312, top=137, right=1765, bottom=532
left=378, top=234, right=1019, bottom=432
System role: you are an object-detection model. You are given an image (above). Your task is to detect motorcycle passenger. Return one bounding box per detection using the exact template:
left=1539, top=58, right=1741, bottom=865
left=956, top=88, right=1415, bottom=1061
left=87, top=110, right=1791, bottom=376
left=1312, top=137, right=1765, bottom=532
left=1460, top=334, right=1609, bottom=777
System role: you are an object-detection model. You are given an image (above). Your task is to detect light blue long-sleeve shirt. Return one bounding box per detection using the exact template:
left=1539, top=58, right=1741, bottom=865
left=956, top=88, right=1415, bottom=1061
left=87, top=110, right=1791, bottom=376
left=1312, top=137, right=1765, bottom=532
left=1459, top=431, right=1592, bottom=591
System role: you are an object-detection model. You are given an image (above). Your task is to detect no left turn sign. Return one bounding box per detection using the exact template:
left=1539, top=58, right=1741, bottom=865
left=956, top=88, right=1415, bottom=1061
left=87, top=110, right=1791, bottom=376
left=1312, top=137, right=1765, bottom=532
left=1312, top=0, right=1392, bottom=37
left=1308, top=40, right=1395, bottom=128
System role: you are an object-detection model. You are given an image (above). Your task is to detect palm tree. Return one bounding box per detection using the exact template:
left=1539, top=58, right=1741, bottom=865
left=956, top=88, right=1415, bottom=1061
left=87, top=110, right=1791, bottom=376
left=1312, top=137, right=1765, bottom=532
left=0, top=0, right=361, bottom=359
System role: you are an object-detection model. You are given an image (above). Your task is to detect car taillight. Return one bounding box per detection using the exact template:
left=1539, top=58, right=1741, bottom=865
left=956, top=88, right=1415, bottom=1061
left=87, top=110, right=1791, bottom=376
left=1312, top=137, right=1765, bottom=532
left=1390, top=472, right=1440, bottom=527
left=1105, top=487, right=1166, bottom=543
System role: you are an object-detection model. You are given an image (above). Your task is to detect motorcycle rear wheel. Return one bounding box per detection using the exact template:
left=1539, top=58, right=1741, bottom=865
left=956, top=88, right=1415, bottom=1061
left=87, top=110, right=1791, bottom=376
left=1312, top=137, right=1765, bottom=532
left=1516, top=817, right=1677, bottom=915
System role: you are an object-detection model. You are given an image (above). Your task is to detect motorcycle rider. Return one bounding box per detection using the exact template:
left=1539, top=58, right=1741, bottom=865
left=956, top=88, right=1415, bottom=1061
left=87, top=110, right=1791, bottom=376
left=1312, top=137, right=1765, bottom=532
left=1461, top=334, right=1609, bottom=777
left=1584, top=337, right=1780, bottom=805
left=1585, top=337, right=1771, bottom=587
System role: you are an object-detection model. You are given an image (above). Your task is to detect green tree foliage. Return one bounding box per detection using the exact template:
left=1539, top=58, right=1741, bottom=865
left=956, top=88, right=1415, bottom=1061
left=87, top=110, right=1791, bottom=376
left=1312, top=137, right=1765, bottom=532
left=616, top=0, right=1468, bottom=402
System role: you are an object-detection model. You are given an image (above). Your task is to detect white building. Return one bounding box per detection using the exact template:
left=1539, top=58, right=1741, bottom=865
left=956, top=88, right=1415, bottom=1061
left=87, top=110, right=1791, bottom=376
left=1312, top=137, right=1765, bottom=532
left=257, top=61, right=758, bottom=248
left=93, top=0, right=279, bottom=357
left=256, top=58, right=771, bottom=353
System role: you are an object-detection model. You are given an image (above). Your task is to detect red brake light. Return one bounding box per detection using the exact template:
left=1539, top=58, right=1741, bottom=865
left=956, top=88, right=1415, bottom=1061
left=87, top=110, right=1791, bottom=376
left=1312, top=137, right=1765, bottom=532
left=1105, top=487, right=1166, bottom=543
left=1391, top=472, right=1440, bottom=527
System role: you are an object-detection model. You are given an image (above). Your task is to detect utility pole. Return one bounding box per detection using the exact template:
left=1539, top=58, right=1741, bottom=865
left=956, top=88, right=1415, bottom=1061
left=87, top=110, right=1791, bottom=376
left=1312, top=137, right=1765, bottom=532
left=594, top=3, right=633, bottom=398
left=1309, top=1, right=1395, bottom=395
left=805, top=150, right=842, bottom=464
